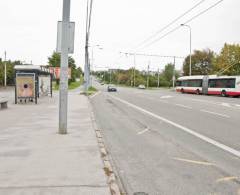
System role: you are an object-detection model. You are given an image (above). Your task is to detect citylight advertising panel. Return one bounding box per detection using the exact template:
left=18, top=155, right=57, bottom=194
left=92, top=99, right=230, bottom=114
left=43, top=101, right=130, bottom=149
left=16, top=73, right=35, bottom=98
left=39, top=75, right=51, bottom=96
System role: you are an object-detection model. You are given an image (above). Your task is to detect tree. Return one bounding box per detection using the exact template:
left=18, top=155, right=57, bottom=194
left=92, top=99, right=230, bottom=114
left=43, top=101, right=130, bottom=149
left=0, top=59, right=22, bottom=86
left=162, top=63, right=174, bottom=82
left=183, top=49, right=215, bottom=76
left=213, top=43, right=240, bottom=75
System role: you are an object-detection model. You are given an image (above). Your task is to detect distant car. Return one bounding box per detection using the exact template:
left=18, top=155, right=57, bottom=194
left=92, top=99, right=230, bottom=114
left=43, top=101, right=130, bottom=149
left=101, top=82, right=104, bottom=85
left=107, top=85, right=117, bottom=92
left=138, top=84, right=146, bottom=89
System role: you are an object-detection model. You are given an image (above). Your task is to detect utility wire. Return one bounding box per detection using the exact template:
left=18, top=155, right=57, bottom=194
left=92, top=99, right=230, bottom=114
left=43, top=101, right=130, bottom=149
left=135, top=0, right=207, bottom=50
left=140, top=0, right=224, bottom=50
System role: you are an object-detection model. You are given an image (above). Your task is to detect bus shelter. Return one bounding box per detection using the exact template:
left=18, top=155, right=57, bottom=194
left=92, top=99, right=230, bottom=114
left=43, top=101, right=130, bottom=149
left=14, top=65, right=53, bottom=104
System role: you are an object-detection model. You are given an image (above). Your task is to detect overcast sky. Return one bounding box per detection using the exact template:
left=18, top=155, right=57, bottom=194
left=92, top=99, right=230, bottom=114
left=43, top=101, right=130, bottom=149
left=0, top=0, right=239, bottom=71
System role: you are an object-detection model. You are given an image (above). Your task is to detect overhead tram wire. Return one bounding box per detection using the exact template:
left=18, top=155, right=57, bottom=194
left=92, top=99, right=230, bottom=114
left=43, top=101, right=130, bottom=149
left=119, top=52, right=184, bottom=59
left=135, top=0, right=207, bottom=50
left=140, top=0, right=225, bottom=50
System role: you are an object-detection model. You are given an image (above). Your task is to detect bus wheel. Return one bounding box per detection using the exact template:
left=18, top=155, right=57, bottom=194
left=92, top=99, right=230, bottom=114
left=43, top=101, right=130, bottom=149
left=221, top=90, right=227, bottom=97
left=196, top=89, right=200, bottom=95
left=181, top=88, right=184, bottom=93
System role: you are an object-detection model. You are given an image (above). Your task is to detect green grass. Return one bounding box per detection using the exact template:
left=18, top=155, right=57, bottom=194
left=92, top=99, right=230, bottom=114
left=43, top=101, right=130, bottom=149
left=53, top=76, right=83, bottom=91
left=79, top=86, right=98, bottom=96
left=68, top=81, right=82, bottom=90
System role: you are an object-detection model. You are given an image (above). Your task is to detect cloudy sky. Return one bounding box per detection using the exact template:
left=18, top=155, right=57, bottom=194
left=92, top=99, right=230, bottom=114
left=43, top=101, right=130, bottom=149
left=0, top=0, right=239, bottom=71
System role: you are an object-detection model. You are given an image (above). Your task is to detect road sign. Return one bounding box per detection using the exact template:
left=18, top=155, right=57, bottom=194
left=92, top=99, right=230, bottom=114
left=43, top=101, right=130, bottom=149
left=57, top=21, right=75, bottom=54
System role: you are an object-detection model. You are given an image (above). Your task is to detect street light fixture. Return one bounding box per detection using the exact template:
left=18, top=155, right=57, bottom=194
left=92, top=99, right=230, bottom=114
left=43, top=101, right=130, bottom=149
left=181, top=24, right=192, bottom=76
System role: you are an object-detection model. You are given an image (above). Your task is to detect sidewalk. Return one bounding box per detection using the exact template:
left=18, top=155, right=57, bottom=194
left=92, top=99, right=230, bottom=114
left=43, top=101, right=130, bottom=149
left=0, top=89, right=111, bottom=195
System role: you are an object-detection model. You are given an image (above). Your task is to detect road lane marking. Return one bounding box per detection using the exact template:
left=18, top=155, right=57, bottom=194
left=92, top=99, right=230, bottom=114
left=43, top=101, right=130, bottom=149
left=221, top=103, right=231, bottom=107
left=216, top=176, right=238, bottom=183
left=108, top=94, right=240, bottom=158
left=175, top=104, right=192, bottom=109
left=137, top=128, right=150, bottom=135
left=160, top=95, right=173, bottom=99
left=90, top=91, right=101, bottom=99
left=200, top=109, right=230, bottom=118
left=172, top=157, right=214, bottom=166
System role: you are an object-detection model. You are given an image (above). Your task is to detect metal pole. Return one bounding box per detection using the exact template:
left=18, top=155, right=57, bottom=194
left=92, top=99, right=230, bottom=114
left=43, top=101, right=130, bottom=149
left=131, top=68, right=133, bottom=87
left=147, top=61, right=150, bottom=88
left=172, top=56, right=176, bottom=88
left=189, top=27, right=192, bottom=76
left=4, top=51, right=7, bottom=87
left=133, top=54, right=136, bottom=87
left=109, top=69, right=111, bottom=84
left=59, top=0, right=71, bottom=134
left=181, top=24, right=192, bottom=76
left=104, top=71, right=105, bottom=83
left=157, top=68, right=160, bottom=88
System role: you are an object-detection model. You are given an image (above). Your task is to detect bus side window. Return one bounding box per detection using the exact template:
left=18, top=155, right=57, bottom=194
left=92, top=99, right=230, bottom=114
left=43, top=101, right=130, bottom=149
left=209, top=79, right=216, bottom=88
left=176, top=81, right=182, bottom=86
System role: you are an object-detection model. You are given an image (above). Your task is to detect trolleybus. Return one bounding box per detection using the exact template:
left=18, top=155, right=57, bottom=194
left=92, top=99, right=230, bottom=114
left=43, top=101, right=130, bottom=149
left=176, top=75, right=240, bottom=97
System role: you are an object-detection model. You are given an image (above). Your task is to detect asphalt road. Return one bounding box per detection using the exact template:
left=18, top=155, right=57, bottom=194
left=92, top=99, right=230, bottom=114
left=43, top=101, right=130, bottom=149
left=91, top=81, right=240, bottom=195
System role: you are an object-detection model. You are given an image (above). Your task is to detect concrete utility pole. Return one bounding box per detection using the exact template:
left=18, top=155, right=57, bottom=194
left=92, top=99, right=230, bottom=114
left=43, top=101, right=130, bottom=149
left=84, top=0, right=90, bottom=92
left=59, top=0, right=71, bottom=134
left=4, top=51, right=7, bottom=87
left=84, top=0, right=93, bottom=91
left=157, top=68, right=160, bottom=88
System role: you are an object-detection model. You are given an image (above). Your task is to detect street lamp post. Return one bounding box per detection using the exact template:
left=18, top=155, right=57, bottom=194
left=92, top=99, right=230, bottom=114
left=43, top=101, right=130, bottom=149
left=181, top=24, right=192, bottom=76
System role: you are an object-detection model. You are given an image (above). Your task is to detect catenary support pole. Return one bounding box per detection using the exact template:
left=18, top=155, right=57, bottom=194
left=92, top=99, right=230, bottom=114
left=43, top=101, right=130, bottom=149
left=147, top=61, right=150, bottom=88
left=133, top=54, right=136, bottom=87
left=59, top=0, right=71, bottom=134
left=172, top=56, right=176, bottom=89
left=4, top=51, right=7, bottom=87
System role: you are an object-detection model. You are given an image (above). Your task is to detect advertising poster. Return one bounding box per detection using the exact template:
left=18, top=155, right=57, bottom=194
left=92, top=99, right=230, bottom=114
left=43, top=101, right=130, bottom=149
left=39, top=75, right=51, bottom=96
left=49, top=67, right=71, bottom=79
left=16, top=74, right=35, bottom=98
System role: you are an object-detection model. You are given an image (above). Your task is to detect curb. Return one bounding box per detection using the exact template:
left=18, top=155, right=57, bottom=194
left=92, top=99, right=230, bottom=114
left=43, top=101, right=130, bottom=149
left=89, top=100, right=123, bottom=195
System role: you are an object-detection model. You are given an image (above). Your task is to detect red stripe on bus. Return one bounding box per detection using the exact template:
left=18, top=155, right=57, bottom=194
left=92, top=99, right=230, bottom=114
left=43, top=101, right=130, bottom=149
left=207, top=91, right=221, bottom=95
left=226, top=91, right=240, bottom=96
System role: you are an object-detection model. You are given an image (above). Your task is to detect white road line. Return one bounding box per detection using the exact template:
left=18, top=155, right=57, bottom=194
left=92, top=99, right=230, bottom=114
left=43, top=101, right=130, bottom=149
left=221, top=103, right=231, bottom=107
left=137, top=128, right=149, bottom=135
left=175, top=104, right=192, bottom=109
left=200, top=109, right=230, bottom=118
left=216, top=176, right=239, bottom=183
left=172, top=157, right=214, bottom=166
left=108, top=94, right=240, bottom=158
left=160, top=95, right=173, bottom=99
left=90, top=91, right=101, bottom=99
